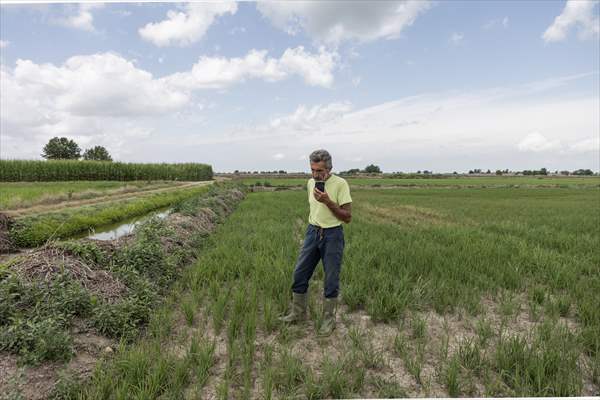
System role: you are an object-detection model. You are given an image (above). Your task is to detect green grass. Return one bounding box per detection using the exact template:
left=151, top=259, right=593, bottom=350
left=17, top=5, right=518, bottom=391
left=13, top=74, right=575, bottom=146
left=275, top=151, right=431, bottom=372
left=9, top=185, right=210, bottom=247
left=0, top=180, right=183, bottom=210
left=240, top=175, right=600, bottom=188
left=1, top=183, right=244, bottom=371
left=53, top=185, right=600, bottom=397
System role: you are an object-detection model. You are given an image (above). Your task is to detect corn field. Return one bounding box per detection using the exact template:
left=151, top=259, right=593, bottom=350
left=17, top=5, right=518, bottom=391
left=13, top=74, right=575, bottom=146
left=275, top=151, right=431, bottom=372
left=0, top=160, right=213, bottom=182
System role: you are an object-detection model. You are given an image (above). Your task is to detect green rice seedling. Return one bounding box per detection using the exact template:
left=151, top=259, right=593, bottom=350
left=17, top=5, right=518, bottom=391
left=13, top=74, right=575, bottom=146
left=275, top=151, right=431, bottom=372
left=303, top=371, right=325, bottom=400
left=556, top=295, right=571, bottom=317
left=498, top=291, right=520, bottom=319
left=476, top=317, right=494, bottom=347
left=528, top=300, right=541, bottom=322
left=457, top=337, right=485, bottom=375
left=259, top=343, right=275, bottom=399
left=348, top=326, right=363, bottom=349
left=348, top=326, right=385, bottom=370
left=272, top=348, right=307, bottom=396
left=411, top=314, right=427, bottom=340
left=147, top=305, right=174, bottom=340
left=319, top=352, right=365, bottom=398
left=186, top=335, right=216, bottom=388
left=530, top=285, right=546, bottom=306
left=494, top=322, right=582, bottom=396
left=211, top=288, right=229, bottom=335
left=445, top=355, right=461, bottom=397
left=261, top=298, right=277, bottom=333
left=436, top=330, right=450, bottom=367
left=261, top=368, right=274, bottom=400
left=403, top=341, right=425, bottom=385
left=545, top=294, right=571, bottom=319
left=368, top=375, right=408, bottom=398
left=319, top=356, right=348, bottom=399
left=181, top=296, right=196, bottom=327
left=393, top=332, right=409, bottom=357
left=216, top=376, right=229, bottom=400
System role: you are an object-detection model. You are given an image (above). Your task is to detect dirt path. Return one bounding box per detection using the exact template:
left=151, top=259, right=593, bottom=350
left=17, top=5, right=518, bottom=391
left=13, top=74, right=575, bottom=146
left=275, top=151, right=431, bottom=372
left=6, top=181, right=214, bottom=218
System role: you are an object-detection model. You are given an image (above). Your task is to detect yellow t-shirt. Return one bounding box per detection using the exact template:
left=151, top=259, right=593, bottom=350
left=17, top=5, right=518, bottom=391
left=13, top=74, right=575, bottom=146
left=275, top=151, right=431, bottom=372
left=307, top=174, right=352, bottom=228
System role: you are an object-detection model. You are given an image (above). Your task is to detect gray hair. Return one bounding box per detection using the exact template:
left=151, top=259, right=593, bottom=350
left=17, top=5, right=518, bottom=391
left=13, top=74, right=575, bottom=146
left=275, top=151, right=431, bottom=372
left=309, top=149, right=332, bottom=170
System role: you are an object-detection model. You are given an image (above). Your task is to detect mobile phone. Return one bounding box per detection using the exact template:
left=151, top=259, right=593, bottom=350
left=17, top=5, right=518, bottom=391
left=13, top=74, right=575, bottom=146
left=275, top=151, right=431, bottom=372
left=315, top=181, right=325, bottom=192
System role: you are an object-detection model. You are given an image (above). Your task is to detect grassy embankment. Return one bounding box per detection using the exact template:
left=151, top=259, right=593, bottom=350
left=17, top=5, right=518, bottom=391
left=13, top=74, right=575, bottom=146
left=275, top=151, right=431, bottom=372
left=8, top=184, right=212, bottom=248
left=0, top=181, right=189, bottom=210
left=63, top=186, right=599, bottom=398
left=0, top=183, right=246, bottom=398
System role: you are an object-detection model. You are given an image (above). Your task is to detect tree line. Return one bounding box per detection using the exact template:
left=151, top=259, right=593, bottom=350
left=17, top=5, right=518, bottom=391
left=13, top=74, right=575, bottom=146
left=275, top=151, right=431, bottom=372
left=41, top=137, right=113, bottom=161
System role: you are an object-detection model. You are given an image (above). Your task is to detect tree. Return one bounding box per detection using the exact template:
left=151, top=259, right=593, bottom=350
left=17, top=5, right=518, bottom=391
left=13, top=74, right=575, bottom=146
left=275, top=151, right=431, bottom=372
left=41, top=137, right=81, bottom=160
left=83, top=145, right=112, bottom=161
left=573, top=169, right=593, bottom=176
left=363, top=164, right=381, bottom=173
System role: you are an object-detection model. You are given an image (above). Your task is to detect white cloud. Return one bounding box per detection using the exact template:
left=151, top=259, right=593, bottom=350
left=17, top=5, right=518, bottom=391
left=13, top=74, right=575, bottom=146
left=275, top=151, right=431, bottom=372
left=268, top=102, right=352, bottom=132
left=517, top=132, right=562, bottom=152
left=543, top=0, right=599, bottom=42
left=567, top=137, right=600, bottom=154
left=56, top=3, right=104, bottom=32
left=163, top=46, right=338, bottom=89
left=257, top=0, right=432, bottom=45
left=139, top=2, right=237, bottom=47
left=0, top=46, right=341, bottom=160
left=449, top=32, right=464, bottom=45
left=483, top=16, right=509, bottom=29
left=175, top=74, right=597, bottom=171
left=352, top=76, right=361, bottom=87
left=0, top=40, right=9, bottom=48
left=273, top=153, right=285, bottom=160
left=0, top=53, right=191, bottom=159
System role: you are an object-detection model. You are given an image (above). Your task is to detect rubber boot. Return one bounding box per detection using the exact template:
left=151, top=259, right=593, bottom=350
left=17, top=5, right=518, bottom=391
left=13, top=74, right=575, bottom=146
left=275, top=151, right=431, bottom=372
left=317, top=297, right=337, bottom=337
left=279, top=292, right=307, bottom=323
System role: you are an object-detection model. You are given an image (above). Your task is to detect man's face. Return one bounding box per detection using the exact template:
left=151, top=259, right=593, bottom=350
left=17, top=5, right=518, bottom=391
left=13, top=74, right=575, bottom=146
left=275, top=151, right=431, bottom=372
left=310, top=161, right=330, bottom=181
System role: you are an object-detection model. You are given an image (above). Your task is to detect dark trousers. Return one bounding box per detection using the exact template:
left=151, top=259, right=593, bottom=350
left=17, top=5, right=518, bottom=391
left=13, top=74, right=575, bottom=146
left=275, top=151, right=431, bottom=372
left=291, top=224, right=345, bottom=299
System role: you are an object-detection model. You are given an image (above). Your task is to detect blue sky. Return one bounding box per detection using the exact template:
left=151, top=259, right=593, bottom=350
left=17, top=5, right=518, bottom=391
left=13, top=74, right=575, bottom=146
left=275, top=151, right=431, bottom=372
left=1, top=0, right=598, bottom=172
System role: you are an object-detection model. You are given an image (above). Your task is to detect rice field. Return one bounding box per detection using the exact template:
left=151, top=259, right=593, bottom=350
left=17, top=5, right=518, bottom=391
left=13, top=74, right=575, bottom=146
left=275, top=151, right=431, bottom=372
left=68, top=184, right=600, bottom=398
left=240, top=176, right=600, bottom=188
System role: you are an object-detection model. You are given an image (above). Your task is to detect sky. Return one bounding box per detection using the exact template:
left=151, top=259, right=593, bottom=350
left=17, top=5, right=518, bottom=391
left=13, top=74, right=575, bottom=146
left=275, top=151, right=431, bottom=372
left=0, top=0, right=599, bottom=173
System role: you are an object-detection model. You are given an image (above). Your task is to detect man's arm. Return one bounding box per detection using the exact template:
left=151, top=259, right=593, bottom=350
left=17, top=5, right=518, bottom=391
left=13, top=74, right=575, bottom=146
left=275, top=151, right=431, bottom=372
left=313, top=188, right=352, bottom=223
left=325, top=201, right=352, bottom=224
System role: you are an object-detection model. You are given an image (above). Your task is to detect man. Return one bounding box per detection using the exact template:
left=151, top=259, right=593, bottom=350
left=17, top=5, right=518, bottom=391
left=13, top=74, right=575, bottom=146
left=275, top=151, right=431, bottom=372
left=279, top=149, right=352, bottom=336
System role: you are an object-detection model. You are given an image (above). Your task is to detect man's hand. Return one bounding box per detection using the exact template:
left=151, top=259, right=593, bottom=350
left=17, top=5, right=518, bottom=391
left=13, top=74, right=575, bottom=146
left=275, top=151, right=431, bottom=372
left=314, top=187, right=352, bottom=223
left=313, top=188, right=331, bottom=204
